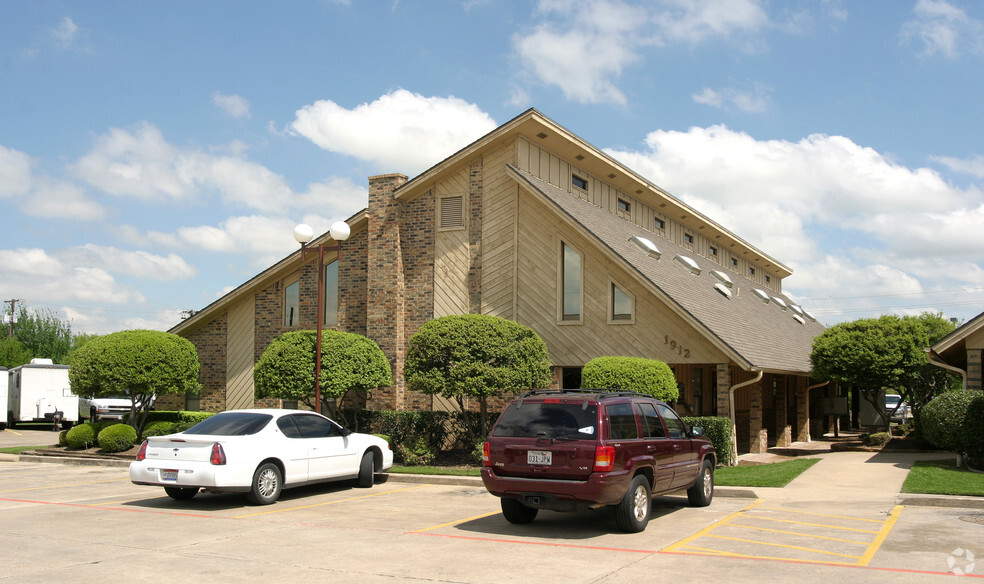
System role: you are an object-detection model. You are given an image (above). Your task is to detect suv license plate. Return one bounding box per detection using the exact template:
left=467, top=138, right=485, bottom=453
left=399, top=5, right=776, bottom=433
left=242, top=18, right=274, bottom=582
left=527, top=450, right=552, bottom=465
left=161, top=470, right=178, bottom=481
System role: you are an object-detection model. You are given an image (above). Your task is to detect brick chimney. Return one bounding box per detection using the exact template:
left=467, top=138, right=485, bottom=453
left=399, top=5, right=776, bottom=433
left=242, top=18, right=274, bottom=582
left=366, top=173, right=408, bottom=410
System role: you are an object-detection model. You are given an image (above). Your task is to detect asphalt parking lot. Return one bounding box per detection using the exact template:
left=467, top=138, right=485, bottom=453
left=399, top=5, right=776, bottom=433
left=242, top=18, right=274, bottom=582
left=2, top=428, right=983, bottom=582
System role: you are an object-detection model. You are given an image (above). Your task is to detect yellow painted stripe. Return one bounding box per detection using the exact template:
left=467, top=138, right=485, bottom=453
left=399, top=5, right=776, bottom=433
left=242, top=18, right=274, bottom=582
left=856, top=505, right=903, bottom=566
left=754, top=505, right=885, bottom=524
left=662, top=499, right=764, bottom=552
left=234, top=484, right=428, bottom=518
left=725, top=522, right=872, bottom=545
left=739, top=514, right=880, bottom=534
left=2, top=429, right=23, bottom=436
left=413, top=511, right=499, bottom=533
left=704, top=533, right=862, bottom=560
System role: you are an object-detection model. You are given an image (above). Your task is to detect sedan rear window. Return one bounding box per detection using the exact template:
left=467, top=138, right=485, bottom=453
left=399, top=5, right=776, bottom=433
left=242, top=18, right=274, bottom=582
left=184, top=412, right=273, bottom=436
left=492, top=402, right=598, bottom=439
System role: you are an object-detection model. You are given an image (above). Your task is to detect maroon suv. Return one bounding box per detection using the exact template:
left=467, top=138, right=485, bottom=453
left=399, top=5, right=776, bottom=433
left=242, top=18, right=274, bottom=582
left=481, top=389, right=716, bottom=532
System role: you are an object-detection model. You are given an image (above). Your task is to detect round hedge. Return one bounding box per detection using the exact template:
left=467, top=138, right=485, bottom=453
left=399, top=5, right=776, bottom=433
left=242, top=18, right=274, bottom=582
left=98, top=423, right=138, bottom=453
left=921, top=391, right=984, bottom=459
left=141, top=421, right=178, bottom=437
left=65, top=423, right=97, bottom=450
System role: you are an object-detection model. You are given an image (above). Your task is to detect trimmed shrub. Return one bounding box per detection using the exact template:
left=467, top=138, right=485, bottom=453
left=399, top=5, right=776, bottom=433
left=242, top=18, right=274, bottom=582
left=921, top=391, right=984, bottom=460
left=65, top=423, right=97, bottom=450
left=58, top=429, right=69, bottom=447
left=863, top=432, right=892, bottom=447
left=396, top=439, right=435, bottom=466
left=683, top=416, right=735, bottom=466
left=582, top=356, right=679, bottom=402
left=124, top=410, right=214, bottom=425
left=98, top=424, right=137, bottom=453
left=141, top=421, right=178, bottom=437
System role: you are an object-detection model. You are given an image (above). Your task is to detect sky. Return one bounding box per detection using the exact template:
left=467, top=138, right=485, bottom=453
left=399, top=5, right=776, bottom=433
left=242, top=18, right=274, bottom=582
left=1, top=0, right=983, bottom=336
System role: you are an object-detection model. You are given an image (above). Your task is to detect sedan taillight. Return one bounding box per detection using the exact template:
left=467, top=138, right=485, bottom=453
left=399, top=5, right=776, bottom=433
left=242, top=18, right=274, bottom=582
left=593, top=445, right=615, bottom=472
left=135, top=440, right=148, bottom=462
left=209, top=443, right=226, bottom=465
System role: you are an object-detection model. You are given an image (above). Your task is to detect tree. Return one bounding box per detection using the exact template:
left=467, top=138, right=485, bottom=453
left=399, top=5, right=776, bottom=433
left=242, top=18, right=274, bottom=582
left=11, top=306, right=73, bottom=363
left=254, top=329, right=392, bottom=424
left=69, top=330, right=201, bottom=436
left=581, top=356, right=679, bottom=402
left=0, top=337, right=32, bottom=368
left=405, top=314, right=552, bottom=440
left=810, top=313, right=956, bottom=432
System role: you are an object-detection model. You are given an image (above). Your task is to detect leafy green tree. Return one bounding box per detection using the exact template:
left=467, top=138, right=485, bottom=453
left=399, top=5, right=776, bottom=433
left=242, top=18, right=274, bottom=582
left=69, top=330, right=201, bottom=436
left=810, top=313, right=956, bottom=432
left=0, top=337, right=32, bottom=368
left=64, top=333, right=100, bottom=366
left=581, top=356, right=679, bottom=402
left=254, top=330, right=392, bottom=424
left=405, top=314, right=552, bottom=440
left=11, top=306, right=73, bottom=363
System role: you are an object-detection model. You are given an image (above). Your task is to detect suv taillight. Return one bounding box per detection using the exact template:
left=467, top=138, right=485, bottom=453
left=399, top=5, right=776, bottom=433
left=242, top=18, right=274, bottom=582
left=482, top=441, right=491, bottom=467
left=593, top=445, right=615, bottom=472
left=135, top=440, right=148, bottom=461
left=209, top=443, right=227, bottom=465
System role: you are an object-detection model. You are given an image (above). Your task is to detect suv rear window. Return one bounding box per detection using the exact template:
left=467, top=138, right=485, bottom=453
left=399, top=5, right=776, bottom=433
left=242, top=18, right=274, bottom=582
left=492, top=402, right=598, bottom=439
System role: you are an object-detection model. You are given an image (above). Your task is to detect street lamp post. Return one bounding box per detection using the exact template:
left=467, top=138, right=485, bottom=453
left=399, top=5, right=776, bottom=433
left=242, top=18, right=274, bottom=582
left=293, top=221, right=351, bottom=414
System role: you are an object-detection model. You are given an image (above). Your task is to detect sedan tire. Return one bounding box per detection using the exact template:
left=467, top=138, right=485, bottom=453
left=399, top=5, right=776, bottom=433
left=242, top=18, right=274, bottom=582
left=356, top=451, right=375, bottom=488
left=164, top=486, right=199, bottom=501
left=247, top=462, right=282, bottom=505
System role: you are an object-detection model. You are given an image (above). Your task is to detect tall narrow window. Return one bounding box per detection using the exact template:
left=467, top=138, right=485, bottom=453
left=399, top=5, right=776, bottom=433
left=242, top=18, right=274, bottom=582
left=284, top=280, right=299, bottom=326
left=611, top=282, right=632, bottom=321
left=324, top=261, right=339, bottom=326
left=562, top=243, right=582, bottom=321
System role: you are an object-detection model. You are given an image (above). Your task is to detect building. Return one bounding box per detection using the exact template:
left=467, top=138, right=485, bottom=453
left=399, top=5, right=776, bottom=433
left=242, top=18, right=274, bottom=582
left=166, top=109, right=827, bottom=454
left=928, top=311, right=984, bottom=390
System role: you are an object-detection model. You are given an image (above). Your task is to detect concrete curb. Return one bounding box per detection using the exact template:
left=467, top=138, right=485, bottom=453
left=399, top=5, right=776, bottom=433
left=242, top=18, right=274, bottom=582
left=897, top=494, right=984, bottom=509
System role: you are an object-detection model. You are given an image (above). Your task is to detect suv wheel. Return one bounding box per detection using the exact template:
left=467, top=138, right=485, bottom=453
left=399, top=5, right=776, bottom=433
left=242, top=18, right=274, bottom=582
left=500, top=498, right=538, bottom=524
left=615, top=475, right=651, bottom=532
left=687, top=459, right=714, bottom=507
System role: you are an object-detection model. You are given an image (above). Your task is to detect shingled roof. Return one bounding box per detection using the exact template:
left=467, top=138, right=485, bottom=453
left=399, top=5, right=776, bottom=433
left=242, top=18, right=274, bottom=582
left=508, top=164, right=824, bottom=374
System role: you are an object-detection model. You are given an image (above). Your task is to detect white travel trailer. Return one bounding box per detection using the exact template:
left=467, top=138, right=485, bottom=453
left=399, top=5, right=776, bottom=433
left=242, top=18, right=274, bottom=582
left=0, top=367, right=7, bottom=430
left=6, top=358, right=78, bottom=429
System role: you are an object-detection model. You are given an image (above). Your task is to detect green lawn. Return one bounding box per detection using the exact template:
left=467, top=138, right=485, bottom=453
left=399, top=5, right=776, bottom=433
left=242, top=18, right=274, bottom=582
left=0, top=445, right=47, bottom=455
left=715, top=458, right=821, bottom=487
left=389, top=465, right=481, bottom=477
left=901, top=460, right=984, bottom=497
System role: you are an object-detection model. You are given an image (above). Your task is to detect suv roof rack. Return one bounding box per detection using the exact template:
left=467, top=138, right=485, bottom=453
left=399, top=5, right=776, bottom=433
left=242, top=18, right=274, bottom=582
left=519, top=389, right=654, bottom=400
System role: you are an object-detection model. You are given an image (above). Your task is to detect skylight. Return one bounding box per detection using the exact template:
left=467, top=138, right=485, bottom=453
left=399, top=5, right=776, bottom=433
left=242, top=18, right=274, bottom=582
left=629, top=235, right=661, bottom=259
left=674, top=254, right=700, bottom=275
left=710, top=270, right=733, bottom=288
left=772, top=297, right=788, bottom=311
left=752, top=289, right=770, bottom=303
left=714, top=283, right=732, bottom=299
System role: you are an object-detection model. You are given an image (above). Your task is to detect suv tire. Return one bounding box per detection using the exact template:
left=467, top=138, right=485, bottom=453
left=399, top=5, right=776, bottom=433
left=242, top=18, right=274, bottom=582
left=501, top=498, right=538, bottom=524
left=615, top=475, right=651, bottom=532
left=687, top=459, right=714, bottom=507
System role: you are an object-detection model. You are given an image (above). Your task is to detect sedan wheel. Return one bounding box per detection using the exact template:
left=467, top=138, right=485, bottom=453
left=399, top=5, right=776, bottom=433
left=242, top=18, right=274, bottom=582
left=247, top=462, right=282, bottom=505
left=356, top=451, right=375, bottom=488
left=164, top=486, right=199, bottom=501
left=615, top=475, right=651, bottom=532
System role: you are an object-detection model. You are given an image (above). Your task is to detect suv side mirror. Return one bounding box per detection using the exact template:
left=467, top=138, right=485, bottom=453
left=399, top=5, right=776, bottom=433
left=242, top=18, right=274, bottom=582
left=689, top=426, right=704, bottom=438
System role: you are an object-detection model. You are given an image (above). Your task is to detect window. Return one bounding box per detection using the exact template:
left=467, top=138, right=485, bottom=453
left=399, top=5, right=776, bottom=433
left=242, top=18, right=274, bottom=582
left=637, top=402, right=666, bottom=438
left=655, top=218, right=666, bottom=230
left=684, top=233, right=694, bottom=245
left=765, top=275, right=771, bottom=284
left=731, top=258, right=739, bottom=267
left=561, top=367, right=583, bottom=390
left=562, top=243, right=582, bottom=322
left=611, top=282, right=632, bottom=321
left=572, top=174, right=588, bottom=190
left=284, top=279, right=299, bottom=326
left=607, top=403, right=639, bottom=439
left=749, top=267, right=756, bottom=276
left=324, top=261, right=339, bottom=326
left=439, top=195, right=464, bottom=230
left=617, top=198, right=630, bottom=213
left=709, top=246, right=718, bottom=256
left=657, top=403, right=687, bottom=439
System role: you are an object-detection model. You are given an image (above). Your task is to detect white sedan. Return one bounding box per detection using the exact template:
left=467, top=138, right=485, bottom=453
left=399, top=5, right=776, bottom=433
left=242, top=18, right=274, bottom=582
left=129, top=409, right=393, bottom=505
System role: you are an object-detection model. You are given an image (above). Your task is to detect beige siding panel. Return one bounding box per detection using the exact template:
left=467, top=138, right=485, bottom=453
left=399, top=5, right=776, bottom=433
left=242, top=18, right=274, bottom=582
left=434, top=230, right=469, bottom=317
left=226, top=297, right=255, bottom=410
left=481, top=141, right=518, bottom=320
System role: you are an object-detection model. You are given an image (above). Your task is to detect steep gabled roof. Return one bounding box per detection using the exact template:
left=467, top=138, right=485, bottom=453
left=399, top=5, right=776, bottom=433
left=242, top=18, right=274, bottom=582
left=930, top=310, right=984, bottom=368
left=396, top=108, right=791, bottom=279
left=508, top=165, right=824, bottom=374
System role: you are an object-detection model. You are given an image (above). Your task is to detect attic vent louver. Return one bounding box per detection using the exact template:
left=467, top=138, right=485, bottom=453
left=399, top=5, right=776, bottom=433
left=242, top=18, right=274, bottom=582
left=674, top=254, right=700, bottom=275
left=752, top=289, right=770, bottom=303
left=714, top=283, right=732, bottom=299
left=629, top=235, right=661, bottom=259
left=710, top=270, right=733, bottom=288
left=772, top=297, right=788, bottom=311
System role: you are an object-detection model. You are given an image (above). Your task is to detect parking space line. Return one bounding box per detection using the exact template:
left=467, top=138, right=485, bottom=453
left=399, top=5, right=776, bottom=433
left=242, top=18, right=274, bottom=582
left=754, top=505, right=885, bottom=523
left=412, top=510, right=499, bottom=533
left=233, top=484, right=429, bottom=519
left=726, top=522, right=872, bottom=545
left=0, top=477, right=130, bottom=494
left=735, top=515, right=880, bottom=534
left=0, top=496, right=214, bottom=518
left=703, top=533, right=863, bottom=560
left=856, top=505, right=902, bottom=566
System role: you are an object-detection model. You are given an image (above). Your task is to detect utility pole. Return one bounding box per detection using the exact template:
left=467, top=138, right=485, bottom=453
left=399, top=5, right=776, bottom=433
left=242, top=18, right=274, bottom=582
left=4, top=299, right=19, bottom=338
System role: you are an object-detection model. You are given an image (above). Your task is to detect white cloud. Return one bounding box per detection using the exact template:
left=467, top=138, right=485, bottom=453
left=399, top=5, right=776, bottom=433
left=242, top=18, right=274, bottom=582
left=60, top=244, right=197, bottom=281
left=0, top=146, right=33, bottom=196
left=692, top=84, right=772, bottom=113
left=901, top=0, right=984, bottom=59
left=0, top=145, right=105, bottom=219
left=513, top=0, right=770, bottom=105
left=934, top=153, right=984, bottom=178
left=290, top=89, right=497, bottom=175
left=49, top=17, right=81, bottom=50
left=212, top=91, right=251, bottom=118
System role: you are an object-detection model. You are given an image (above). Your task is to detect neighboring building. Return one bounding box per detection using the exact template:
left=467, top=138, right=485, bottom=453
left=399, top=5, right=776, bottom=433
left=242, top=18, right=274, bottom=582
left=166, top=109, right=827, bottom=454
left=928, top=311, right=984, bottom=390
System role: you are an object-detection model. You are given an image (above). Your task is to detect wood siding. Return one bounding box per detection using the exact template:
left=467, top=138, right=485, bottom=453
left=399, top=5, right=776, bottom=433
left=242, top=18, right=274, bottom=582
left=226, top=297, right=255, bottom=410
left=434, top=168, right=470, bottom=317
